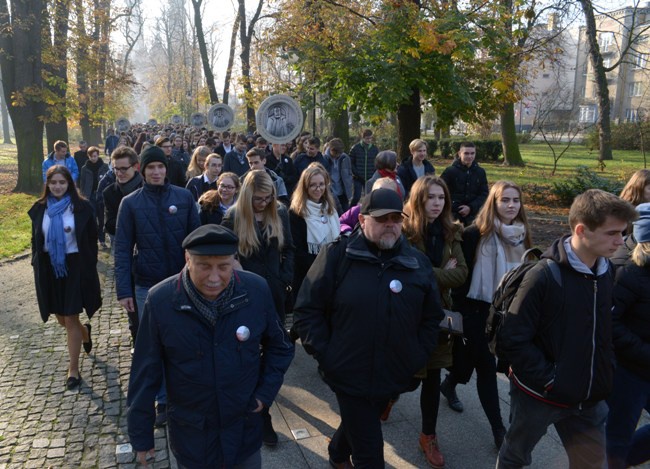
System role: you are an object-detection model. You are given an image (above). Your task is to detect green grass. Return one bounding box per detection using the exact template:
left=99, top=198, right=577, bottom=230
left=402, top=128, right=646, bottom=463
left=432, top=142, right=646, bottom=187
left=0, top=193, right=36, bottom=259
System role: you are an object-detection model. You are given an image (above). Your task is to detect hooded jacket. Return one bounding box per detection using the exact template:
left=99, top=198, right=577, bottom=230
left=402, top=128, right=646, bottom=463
left=440, top=159, right=488, bottom=225
left=500, top=236, right=615, bottom=407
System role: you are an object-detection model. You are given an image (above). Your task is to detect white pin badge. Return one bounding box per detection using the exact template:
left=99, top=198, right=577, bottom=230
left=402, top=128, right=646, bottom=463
left=236, top=326, right=250, bottom=342
left=389, top=279, right=402, bottom=293
left=168, top=205, right=177, bottom=214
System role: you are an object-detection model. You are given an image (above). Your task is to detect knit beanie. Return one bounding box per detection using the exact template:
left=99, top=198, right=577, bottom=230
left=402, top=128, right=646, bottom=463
left=140, top=146, right=168, bottom=173
left=633, top=202, right=650, bottom=243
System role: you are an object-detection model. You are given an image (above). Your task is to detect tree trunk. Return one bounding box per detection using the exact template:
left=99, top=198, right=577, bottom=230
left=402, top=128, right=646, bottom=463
left=578, top=0, right=613, bottom=161
left=396, top=88, right=421, bottom=163
left=0, top=70, right=13, bottom=144
left=500, top=103, right=524, bottom=166
left=0, top=0, right=45, bottom=192
left=75, top=0, right=91, bottom=143
left=223, top=14, right=240, bottom=105
left=192, top=0, right=219, bottom=104
left=331, top=108, right=350, bottom=148
left=238, top=0, right=263, bottom=133
left=44, top=0, right=70, bottom=150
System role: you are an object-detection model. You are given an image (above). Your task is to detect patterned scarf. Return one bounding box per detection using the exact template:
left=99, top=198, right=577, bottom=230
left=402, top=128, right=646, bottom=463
left=181, top=266, right=235, bottom=326
left=46, top=195, right=72, bottom=279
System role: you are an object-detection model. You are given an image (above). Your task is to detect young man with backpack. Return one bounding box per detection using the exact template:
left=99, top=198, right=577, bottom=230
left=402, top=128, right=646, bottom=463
left=495, top=189, right=637, bottom=469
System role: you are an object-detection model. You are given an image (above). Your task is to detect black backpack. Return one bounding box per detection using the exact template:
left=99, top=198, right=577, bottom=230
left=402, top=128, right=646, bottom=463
left=485, top=248, right=561, bottom=373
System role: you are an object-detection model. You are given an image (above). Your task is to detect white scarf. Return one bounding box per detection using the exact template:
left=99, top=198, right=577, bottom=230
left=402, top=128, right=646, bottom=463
left=305, top=199, right=340, bottom=255
left=467, top=220, right=526, bottom=303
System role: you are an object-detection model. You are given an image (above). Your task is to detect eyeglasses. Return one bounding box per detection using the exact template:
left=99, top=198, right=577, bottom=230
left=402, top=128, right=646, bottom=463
left=219, top=184, right=236, bottom=191
left=114, top=165, right=134, bottom=173
left=252, top=195, right=274, bottom=204
left=372, top=213, right=404, bottom=224
left=161, top=145, right=172, bottom=149
left=309, top=183, right=326, bottom=190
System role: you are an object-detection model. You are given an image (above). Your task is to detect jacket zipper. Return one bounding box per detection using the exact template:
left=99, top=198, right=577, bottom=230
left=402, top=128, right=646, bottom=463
left=585, top=278, right=597, bottom=403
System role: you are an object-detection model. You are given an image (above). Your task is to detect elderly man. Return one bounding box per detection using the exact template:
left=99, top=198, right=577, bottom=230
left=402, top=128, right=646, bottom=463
left=294, top=188, right=444, bottom=468
left=127, top=225, right=294, bottom=469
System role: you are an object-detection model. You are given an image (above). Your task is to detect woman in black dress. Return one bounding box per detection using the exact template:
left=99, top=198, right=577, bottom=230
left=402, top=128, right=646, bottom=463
left=28, top=166, right=102, bottom=390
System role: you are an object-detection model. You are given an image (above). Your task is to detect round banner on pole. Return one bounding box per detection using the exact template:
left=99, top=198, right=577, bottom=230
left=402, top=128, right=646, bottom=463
left=147, top=118, right=157, bottom=126
left=115, top=118, right=130, bottom=133
left=256, top=95, right=303, bottom=144
left=171, top=114, right=183, bottom=125
left=208, top=104, right=234, bottom=132
left=191, top=113, right=206, bottom=127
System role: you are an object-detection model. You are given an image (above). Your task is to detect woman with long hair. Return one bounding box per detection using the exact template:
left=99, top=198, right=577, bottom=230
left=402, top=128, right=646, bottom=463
left=186, top=153, right=223, bottom=202
left=198, top=171, right=240, bottom=226
left=186, top=145, right=211, bottom=180
left=221, top=169, right=294, bottom=447
left=28, top=166, right=101, bottom=390
left=289, top=163, right=340, bottom=296
left=399, top=175, right=467, bottom=468
left=443, top=180, right=532, bottom=450
left=620, top=169, right=650, bottom=206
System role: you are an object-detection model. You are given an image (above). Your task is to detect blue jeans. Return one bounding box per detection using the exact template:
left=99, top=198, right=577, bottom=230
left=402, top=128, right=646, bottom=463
left=497, top=381, right=607, bottom=469
left=606, top=364, right=650, bottom=469
left=135, top=285, right=167, bottom=406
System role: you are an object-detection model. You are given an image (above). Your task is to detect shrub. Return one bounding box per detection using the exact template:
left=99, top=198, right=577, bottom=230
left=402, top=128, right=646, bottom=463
left=423, top=139, right=438, bottom=156
left=551, top=166, right=624, bottom=206
left=585, top=122, right=650, bottom=151
left=436, top=139, right=502, bottom=161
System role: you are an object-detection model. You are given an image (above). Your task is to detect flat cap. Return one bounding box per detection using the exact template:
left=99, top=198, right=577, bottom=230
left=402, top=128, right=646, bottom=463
left=182, top=225, right=239, bottom=256
left=361, top=188, right=405, bottom=217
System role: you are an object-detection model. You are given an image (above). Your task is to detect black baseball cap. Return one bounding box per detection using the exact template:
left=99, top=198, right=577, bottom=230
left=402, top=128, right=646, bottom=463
left=360, top=188, right=405, bottom=217
left=182, top=225, right=239, bottom=256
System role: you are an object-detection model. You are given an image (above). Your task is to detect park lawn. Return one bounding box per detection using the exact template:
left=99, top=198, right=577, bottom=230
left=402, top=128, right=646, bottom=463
left=0, top=193, right=36, bottom=259
left=431, top=143, right=645, bottom=187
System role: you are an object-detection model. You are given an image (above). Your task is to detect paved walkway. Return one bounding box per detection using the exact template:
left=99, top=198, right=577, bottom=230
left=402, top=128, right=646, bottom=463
left=0, top=252, right=648, bottom=468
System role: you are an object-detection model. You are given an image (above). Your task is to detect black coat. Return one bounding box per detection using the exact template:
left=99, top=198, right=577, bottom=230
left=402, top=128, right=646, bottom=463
left=28, top=199, right=102, bottom=323
left=293, top=231, right=443, bottom=399
left=397, top=157, right=435, bottom=197
left=612, top=261, right=650, bottom=381
left=440, top=159, right=488, bottom=226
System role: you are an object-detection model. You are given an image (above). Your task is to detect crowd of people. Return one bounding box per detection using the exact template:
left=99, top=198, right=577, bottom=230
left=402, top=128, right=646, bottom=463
left=29, top=124, right=650, bottom=469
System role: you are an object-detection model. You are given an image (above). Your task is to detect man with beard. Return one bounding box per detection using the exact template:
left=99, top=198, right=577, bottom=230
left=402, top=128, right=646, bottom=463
left=293, top=188, right=444, bottom=468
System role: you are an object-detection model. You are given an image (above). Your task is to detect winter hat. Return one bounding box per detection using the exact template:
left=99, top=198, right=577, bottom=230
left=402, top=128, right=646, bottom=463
left=633, top=202, right=650, bottom=243
left=139, top=146, right=168, bottom=173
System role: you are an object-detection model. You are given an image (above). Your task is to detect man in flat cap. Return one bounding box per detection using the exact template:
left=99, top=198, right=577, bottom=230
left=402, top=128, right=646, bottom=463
left=294, top=188, right=444, bottom=468
left=127, top=225, right=294, bottom=469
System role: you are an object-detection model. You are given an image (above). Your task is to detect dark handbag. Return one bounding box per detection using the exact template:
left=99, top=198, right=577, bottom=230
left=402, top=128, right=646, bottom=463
left=439, top=309, right=463, bottom=336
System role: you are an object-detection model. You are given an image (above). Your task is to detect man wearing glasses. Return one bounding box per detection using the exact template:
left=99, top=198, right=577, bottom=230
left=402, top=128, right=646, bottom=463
left=293, top=188, right=444, bottom=469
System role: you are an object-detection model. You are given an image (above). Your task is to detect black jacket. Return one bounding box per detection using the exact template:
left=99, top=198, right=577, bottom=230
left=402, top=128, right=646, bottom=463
left=185, top=175, right=217, bottom=202
left=102, top=172, right=144, bottom=236
left=612, top=261, right=650, bottom=381
left=28, top=200, right=102, bottom=322
left=397, top=157, right=435, bottom=197
left=293, top=230, right=443, bottom=399
left=440, top=159, right=488, bottom=226
left=500, top=236, right=615, bottom=407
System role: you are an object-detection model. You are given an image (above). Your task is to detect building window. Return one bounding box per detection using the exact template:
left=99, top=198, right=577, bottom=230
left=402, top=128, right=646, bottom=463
left=580, top=105, right=597, bottom=123
left=599, top=32, right=614, bottom=51
left=625, top=109, right=639, bottom=123
left=629, top=82, right=643, bottom=96
left=603, top=57, right=611, bottom=68
left=634, top=53, right=647, bottom=69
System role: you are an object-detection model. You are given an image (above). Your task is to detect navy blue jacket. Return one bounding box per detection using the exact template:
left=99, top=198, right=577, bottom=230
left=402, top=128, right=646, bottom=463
left=440, top=159, right=488, bottom=226
left=127, top=269, right=294, bottom=468
left=293, top=152, right=326, bottom=176
left=114, top=181, right=200, bottom=299
left=397, top=157, right=435, bottom=197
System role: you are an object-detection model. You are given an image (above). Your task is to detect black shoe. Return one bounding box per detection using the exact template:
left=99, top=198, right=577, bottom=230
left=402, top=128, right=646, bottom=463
left=83, top=323, right=93, bottom=354
left=493, top=426, right=507, bottom=449
left=66, top=374, right=81, bottom=390
left=440, top=375, right=464, bottom=413
left=329, top=456, right=353, bottom=469
left=262, top=410, right=278, bottom=447
left=155, top=404, right=167, bottom=427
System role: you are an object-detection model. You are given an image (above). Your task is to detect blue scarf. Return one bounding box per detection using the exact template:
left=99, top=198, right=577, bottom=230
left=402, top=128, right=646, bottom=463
left=46, top=195, right=72, bottom=278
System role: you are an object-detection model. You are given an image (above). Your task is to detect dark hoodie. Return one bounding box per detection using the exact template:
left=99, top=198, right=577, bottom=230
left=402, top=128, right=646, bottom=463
left=499, top=235, right=615, bottom=408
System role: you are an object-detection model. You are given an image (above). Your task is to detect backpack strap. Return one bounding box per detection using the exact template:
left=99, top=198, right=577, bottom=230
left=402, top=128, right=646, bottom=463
left=543, top=259, right=562, bottom=287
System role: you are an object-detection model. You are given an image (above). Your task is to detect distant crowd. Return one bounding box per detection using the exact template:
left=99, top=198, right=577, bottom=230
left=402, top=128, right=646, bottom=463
left=28, top=123, right=650, bottom=469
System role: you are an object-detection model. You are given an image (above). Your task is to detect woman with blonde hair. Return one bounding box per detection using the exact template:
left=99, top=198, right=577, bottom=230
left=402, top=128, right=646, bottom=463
left=443, top=180, right=532, bottom=450
left=186, top=153, right=222, bottom=201
left=289, top=163, right=340, bottom=296
left=185, top=145, right=212, bottom=180
left=221, top=169, right=294, bottom=447
left=401, top=175, right=467, bottom=468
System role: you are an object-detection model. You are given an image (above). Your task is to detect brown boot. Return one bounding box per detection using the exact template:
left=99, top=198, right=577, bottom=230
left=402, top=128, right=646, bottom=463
left=380, top=397, right=399, bottom=421
left=419, top=433, right=444, bottom=468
